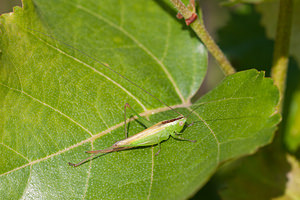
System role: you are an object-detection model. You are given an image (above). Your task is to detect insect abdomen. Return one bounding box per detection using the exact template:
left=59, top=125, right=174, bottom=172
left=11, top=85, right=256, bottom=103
left=114, top=124, right=170, bottom=147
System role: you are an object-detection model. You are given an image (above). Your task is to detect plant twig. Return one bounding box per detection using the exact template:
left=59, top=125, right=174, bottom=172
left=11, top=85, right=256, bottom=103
left=271, top=0, right=293, bottom=113
left=169, top=0, right=235, bottom=75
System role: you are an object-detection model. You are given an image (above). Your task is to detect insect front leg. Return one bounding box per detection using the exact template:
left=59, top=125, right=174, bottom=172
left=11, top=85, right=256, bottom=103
left=171, top=132, right=197, bottom=143
left=155, top=142, right=162, bottom=156
left=124, top=103, right=130, bottom=138
left=124, top=103, right=154, bottom=139
left=187, top=122, right=195, bottom=128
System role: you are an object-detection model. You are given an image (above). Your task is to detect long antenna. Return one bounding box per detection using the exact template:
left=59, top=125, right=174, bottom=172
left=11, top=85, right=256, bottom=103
left=27, top=28, right=182, bottom=116
left=185, top=103, right=203, bottom=119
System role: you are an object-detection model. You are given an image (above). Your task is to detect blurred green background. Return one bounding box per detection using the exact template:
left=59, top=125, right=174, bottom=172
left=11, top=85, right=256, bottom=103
left=0, top=0, right=21, bottom=14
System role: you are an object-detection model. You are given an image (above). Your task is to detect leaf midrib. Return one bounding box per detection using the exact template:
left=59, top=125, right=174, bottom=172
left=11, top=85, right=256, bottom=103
left=0, top=81, right=188, bottom=177
left=0, top=82, right=255, bottom=178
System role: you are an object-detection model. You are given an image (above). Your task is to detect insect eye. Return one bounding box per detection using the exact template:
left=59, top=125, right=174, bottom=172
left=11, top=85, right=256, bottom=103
left=179, top=121, right=184, bottom=126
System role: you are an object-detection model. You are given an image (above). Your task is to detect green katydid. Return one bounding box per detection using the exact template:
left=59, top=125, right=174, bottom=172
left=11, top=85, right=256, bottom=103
left=68, top=103, right=196, bottom=167
left=27, top=29, right=198, bottom=167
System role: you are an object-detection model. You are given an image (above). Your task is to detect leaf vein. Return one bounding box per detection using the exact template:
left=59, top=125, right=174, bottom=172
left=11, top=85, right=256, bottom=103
left=82, top=142, right=93, bottom=200
left=191, top=110, right=220, bottom=164
left=160, top=19, right=171, bottom=62
left=29, top=32, right=148, bottom=112
left=147, top=146, right=155, bottom=200
left=74, top=4, right=185, bottom=103
left=0, top=143, right=30, bottom=162
left=20, top=165, right=32, bottom=199
left=0, top=83, right=93, bottom=137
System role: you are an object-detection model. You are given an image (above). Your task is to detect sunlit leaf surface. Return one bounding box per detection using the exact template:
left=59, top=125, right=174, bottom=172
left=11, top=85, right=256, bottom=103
left=0, top=0, right=279, bottom=199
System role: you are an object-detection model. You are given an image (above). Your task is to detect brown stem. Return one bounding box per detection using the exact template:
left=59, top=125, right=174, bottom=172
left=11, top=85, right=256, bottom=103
left=169, top=0, right=235, bottom=75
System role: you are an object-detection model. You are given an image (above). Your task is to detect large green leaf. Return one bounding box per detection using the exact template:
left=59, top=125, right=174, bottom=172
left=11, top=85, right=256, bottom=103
left=0, top=0, right=280, bottom=199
